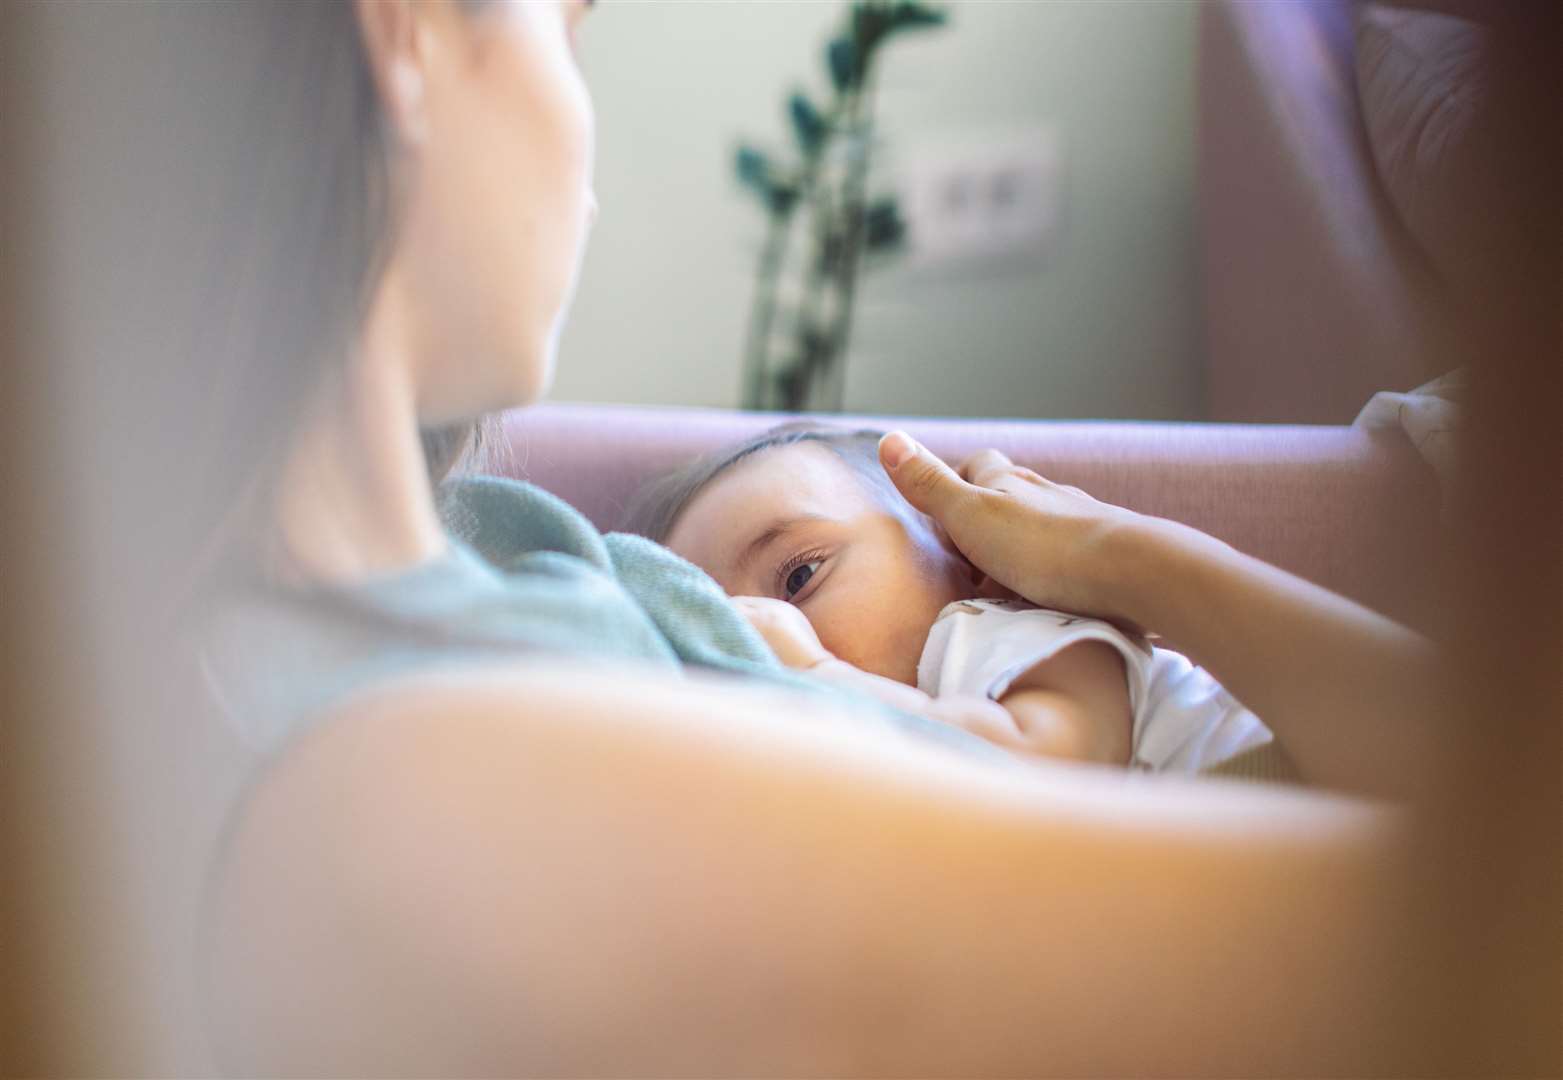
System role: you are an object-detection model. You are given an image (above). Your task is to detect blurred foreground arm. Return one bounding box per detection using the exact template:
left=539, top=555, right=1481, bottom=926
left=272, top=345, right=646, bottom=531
left=211, top=662, right=1432, bottom=1076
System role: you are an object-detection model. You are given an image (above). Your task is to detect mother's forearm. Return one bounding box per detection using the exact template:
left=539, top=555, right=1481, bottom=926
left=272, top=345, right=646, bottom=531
left=1103, top=517, right=1447, bottom=800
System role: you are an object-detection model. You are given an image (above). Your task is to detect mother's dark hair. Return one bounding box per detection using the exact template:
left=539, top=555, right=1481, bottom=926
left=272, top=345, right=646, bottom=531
left=163, top=2, right=483, bottom=562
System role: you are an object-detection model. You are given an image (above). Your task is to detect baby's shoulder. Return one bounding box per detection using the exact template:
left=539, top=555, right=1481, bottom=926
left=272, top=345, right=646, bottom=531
left=936, top=598, right=1153, bottom=656
left=939, top=598, right=1082, bottom=623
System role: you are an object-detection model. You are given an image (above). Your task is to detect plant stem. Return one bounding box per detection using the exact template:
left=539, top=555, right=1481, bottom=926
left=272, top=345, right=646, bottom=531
left=746, top=112, right=833, bottom=411
left=789, top=75, right=864, bottom=412
left=820, top=66, right=878, bottom=412
left=740, top=208, right=792, bottom=410
left=782, top=125, right=838, bottom=411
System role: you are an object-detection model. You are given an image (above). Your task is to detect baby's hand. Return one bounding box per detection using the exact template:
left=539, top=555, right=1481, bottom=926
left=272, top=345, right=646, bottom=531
left=733, top=596, right=832, bottom=670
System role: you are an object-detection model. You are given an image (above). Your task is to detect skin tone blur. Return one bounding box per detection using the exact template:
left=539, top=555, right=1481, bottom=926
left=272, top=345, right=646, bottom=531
left=664, top=444, right=978, bottom=685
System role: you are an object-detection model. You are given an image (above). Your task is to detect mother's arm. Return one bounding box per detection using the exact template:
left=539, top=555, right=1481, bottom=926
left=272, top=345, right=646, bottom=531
left=878, top=435, right=1449, bottom=801
left=211, top=662, right=1433, bottom=1076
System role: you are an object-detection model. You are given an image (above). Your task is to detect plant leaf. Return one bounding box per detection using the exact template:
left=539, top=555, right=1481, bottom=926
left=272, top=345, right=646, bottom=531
left=735, top=144, right=799, bottom=215
left=826, top=35, right=858, bottom=93
left=734, top=144, right=771, bottom=192
left=852, top=2, right=894, bottom=57
left=890, top=0, right=947, bottom=30
left=864, top=196, right=906, bottom=251
left=788, top=92, right=827, bottom=154
left=767, top=181, right=800, bottom=216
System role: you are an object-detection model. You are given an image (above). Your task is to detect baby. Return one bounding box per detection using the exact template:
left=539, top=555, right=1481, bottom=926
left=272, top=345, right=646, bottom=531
left=626, top=423, right=1278, bottom=774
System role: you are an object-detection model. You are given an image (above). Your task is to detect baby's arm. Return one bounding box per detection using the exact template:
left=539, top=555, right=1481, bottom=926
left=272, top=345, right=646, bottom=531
left=874, top=643, right=1130, bottom=766
left=990, top=642, right=1132, bottom=765
left=735, top=597, right=1132, bottom=766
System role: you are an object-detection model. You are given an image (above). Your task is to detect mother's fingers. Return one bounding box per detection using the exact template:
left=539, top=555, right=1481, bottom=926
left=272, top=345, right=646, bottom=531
left=957, top=448, right=1059, bottom=493
left=878, top=431, right=976, bottom=519
left=956, top=448, right=1015, bottom=487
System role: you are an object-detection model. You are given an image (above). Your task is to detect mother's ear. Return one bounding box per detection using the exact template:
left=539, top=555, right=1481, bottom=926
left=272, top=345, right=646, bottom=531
left=355, top=0, right=433, bottom=147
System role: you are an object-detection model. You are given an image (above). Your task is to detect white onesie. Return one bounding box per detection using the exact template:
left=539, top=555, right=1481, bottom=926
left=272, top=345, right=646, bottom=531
left=917, top=598, right=1274, bottom=773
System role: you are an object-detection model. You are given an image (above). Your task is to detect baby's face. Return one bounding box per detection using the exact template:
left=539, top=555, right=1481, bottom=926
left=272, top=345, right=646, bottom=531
left=664, top=443, right=976, bottom=685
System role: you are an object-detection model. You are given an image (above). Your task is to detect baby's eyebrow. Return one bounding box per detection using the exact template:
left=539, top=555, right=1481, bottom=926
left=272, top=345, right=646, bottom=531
left=733, top=513, right=833, bottom=575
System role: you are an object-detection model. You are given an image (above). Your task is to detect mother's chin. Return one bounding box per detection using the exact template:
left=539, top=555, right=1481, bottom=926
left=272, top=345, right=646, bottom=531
left=413, top=334, right=560, bottom=428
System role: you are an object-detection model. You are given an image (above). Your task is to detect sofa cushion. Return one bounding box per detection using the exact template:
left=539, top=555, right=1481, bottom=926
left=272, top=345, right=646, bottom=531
left=1354, top=3, right=1495, bottom=293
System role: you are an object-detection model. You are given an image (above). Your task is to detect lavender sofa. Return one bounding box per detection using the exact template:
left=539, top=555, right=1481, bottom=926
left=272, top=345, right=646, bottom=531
left=496, top=403, right=1442, bottom=633
left=1200, top=0, right=1494, bottom=422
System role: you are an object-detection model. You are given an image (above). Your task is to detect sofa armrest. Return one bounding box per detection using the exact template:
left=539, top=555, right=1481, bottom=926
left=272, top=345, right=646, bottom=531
left=1198, top=0, right=1446, bottom=422
left=493, top=404, right=1441, bottom=630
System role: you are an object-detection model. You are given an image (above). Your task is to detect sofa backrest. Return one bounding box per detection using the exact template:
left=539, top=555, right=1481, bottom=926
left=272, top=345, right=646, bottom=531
left=492, top=403, right=1444, bottom=632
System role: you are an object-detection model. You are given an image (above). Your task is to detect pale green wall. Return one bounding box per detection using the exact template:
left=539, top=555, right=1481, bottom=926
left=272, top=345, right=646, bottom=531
left=554, top=0, right=1201, bottom=420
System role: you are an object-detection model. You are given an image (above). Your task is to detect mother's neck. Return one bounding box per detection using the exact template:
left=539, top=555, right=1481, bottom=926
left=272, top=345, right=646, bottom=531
left=271, top=266, right=449, bottom=585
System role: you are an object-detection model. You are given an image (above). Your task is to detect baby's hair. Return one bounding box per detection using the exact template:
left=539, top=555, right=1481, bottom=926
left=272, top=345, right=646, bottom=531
left=621, top=421, right=895, bottom=542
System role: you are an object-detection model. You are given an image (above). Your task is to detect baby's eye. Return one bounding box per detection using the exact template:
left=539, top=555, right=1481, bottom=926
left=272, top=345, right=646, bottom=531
left=783, top=560, right=822, bottom=601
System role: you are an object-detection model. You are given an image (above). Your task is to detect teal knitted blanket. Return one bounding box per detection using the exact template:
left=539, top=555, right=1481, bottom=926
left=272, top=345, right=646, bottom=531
left=200, top=474, right=1008, bottom=764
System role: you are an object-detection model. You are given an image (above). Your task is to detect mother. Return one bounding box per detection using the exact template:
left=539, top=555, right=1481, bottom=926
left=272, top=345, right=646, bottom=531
left=205, top=0, right=1453, bottom=1073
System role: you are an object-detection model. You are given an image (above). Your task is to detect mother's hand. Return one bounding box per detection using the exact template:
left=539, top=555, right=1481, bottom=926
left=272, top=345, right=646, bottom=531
left=878, top=431, right=1153, bottom=625
left=880, top=431, right=1450, bottom=802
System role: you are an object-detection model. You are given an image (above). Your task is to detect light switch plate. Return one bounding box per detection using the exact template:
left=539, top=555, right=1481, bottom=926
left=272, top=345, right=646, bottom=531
left=897, top=127, right=1063, bottom=271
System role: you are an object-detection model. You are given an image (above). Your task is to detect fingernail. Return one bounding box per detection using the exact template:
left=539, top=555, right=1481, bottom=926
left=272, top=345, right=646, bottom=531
left=879, top=431, right=917, bottom=470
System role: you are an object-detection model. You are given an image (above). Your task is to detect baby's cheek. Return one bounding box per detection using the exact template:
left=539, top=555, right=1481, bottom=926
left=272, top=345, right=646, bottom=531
left=798, top=595, right=872, bottom=670
left=800, top=600, right=851, bottom=662
left=812, top=597, right=912, bottom=683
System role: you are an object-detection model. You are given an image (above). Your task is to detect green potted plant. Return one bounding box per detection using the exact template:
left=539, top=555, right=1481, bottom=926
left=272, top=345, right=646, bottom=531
left=734, top=0, right=947, bottom=412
